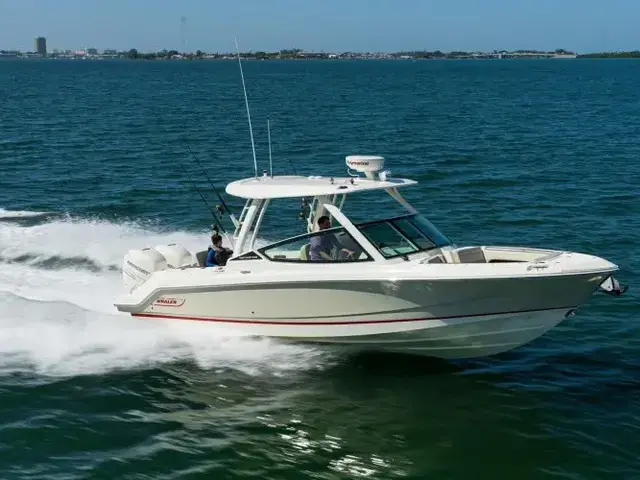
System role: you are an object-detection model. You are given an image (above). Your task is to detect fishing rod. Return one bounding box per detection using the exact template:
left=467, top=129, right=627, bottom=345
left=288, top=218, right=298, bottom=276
left=179, top=160, right=227, bottom=235
left=185, top=145, right=237, bottom=226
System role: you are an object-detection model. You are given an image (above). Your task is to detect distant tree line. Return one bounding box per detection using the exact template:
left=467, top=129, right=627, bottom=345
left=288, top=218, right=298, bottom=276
left=123, top=48, right=307, bottom=60
left=577, top=51, right=640, bottom=58
left=117, top=47, right=640, bottom=60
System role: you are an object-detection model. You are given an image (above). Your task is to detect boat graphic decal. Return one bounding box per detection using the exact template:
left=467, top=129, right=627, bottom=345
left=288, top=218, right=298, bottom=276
left=153, top=297, right=186, bottom=307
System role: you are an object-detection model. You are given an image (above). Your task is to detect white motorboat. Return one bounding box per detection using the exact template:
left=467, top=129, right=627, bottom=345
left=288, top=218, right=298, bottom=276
left=115, top=155, right=627, bottom=359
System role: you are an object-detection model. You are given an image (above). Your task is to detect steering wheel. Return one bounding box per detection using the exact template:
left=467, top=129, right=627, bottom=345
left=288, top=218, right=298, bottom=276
left=340, top=248, right=355, bottom=260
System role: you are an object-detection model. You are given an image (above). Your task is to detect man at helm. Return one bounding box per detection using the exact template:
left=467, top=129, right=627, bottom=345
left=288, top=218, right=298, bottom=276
left=309, top=216, right=353, bottom=261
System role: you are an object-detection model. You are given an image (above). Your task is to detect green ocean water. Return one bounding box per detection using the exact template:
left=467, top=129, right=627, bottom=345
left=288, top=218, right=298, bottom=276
left=0, top=58, right=638, bottom=479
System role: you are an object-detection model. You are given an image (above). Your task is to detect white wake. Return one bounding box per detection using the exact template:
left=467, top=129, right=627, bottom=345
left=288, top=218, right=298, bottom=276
left=0, top=209, right=330, bottom=378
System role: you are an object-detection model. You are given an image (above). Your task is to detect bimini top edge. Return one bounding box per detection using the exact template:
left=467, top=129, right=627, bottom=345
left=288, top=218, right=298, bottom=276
left=225, top=175, right=417, bottom=200
left=224, top=155, right=417, bottom=200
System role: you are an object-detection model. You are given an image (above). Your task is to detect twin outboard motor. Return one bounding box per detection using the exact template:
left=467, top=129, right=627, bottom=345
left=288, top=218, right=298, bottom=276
left=122, top=244, right=195, bottom=293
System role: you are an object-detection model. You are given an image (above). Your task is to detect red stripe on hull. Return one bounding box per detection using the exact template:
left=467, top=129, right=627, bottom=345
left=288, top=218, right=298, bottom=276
left=131, top=306, right=574, bottom=326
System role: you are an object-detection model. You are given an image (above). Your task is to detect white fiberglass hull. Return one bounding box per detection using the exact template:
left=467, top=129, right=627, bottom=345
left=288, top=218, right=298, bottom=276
left=116, top=264, right=614, bottom=359
left=276, top=308, right=571, bottom=358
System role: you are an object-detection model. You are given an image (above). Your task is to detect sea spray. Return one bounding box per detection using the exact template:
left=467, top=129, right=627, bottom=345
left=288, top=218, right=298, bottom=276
left=0, top=209, right=330, bottom=378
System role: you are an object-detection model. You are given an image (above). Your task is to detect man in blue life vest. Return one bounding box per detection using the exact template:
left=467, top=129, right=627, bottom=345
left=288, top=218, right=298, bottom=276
left=204, top=233, right=233, bottom=267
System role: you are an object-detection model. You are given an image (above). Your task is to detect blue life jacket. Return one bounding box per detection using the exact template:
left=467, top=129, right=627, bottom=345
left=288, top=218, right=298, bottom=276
left=204, top=247, right=217, bottom=267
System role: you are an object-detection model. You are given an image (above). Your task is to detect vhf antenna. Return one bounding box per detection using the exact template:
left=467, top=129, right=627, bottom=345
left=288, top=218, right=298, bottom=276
left=268, top=117, right=273, bottom=177
left=235, top=38, right=258, bottom=178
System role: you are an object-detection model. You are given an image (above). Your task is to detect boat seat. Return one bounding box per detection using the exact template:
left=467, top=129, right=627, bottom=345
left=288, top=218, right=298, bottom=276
left=454, top=247, right=487, bottom=264
left=195, top=250, right=208, bottom=267
left=299, top=244, right=311, bottom=261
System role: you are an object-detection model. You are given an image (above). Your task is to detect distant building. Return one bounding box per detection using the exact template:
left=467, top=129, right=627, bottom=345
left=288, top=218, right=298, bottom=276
left=35, top=37, right=47, bottom=56
left=87, top=48, right=98, bottom=55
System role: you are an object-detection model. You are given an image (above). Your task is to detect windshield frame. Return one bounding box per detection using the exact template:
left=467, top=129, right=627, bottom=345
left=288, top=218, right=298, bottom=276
left=355, top=213, right=453, bottom=259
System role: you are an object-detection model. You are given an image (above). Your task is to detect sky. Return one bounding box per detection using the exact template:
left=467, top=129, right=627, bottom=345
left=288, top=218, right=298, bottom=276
left=0, top=0, right=638, bottom=54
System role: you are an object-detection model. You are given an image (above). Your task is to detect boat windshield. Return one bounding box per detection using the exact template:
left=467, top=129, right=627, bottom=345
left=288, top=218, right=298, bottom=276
left=356, top=214, right=452, bottom=258
left=258, top=226, right=373, bottom=263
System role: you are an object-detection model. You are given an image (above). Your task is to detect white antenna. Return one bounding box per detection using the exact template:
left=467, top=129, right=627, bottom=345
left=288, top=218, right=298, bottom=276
left=234, top=38, right=258, bottom=178
left=267, top=118, right=273, bottom=177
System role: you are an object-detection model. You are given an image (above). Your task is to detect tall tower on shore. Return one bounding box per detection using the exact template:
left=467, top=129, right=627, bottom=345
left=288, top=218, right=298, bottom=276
left=180, top=16, right=187, bottom=53
left=35, top=37, right=47, bottom=56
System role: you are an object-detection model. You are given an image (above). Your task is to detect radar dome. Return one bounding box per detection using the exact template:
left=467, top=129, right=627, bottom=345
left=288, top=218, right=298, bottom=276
left=345, top=155, right=385, bottom=179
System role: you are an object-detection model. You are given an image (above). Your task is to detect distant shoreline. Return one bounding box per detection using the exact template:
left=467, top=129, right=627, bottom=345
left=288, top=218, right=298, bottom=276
left=2, top=48, right=640, bottom=61
left=2, top=56, right=639, bottom=61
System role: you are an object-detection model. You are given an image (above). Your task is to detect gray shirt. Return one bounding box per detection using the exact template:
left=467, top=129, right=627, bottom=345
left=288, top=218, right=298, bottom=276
left=309, top=232, right=340, bottom=261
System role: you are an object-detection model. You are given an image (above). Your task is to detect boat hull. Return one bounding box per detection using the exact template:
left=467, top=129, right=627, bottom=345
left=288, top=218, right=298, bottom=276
left=135, top=307, right=571, bottom=359
left=124, top=272, right=608, bottom=359
left=276, top=308, right=572, bottom=358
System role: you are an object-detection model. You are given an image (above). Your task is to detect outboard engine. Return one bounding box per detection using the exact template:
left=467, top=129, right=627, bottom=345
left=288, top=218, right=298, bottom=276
left=122, top=248, right=168, bottom=293
left=153, top=244, right=196, bottom=269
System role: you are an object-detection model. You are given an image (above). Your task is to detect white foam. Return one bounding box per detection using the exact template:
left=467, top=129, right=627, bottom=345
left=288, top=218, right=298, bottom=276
left=0, top=208, right=47, bottom=218
left=0, top=211, right=331, bottom=378
left=0, top=214, right=206, bottom=270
